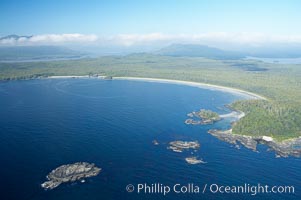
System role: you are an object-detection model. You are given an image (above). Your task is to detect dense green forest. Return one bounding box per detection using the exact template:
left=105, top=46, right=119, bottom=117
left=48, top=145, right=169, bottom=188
left=198, top=109, right=221, bottom=121
left=0, top=54, right=300, bottom=140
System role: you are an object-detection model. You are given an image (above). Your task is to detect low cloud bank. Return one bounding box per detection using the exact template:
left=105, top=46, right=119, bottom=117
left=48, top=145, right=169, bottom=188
left=0, top=34, right=98, bottom=45
left=1, top=32, right=301, bottom=50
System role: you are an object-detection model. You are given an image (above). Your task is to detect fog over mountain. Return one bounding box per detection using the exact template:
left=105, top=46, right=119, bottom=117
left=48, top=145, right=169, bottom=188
left=1, top=34, right=301, bottom=58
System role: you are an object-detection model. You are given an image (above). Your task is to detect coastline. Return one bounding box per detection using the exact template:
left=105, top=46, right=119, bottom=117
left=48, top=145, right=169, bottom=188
left=112, top=77, right=267, bottom=100
left=48, top=75, right=91, bottom=79
left=36, top=75, right=301, bottom=156
left=48, top=75, right=266, bottom=100
left=110, top=77, right=300, bottom=157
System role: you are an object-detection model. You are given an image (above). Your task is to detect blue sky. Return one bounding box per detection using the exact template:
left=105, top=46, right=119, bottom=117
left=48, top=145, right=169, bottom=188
left=1, top=0, right=300, bottom=35
left=0, top=0, right=301, bottom=48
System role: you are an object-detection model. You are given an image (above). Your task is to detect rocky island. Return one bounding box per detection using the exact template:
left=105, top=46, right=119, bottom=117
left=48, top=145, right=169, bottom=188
left=168, top=141, right=200, bottom=152
left=41, top=162, right=101, bottom=190
left=185, top=109, right=221, bottom=125
left=185, top=157, right=207, bottom=164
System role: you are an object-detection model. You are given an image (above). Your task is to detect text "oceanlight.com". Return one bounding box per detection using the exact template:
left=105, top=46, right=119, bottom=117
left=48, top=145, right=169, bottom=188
left=125, top=183, right=295, bottom=196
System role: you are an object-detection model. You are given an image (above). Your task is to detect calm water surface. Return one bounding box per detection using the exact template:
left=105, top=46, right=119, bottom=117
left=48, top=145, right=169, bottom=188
left=0, top=79, right=299, bottom=200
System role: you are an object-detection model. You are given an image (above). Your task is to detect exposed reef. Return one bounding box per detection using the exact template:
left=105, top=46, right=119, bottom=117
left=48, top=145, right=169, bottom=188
left=41, top=162, right=101, bottom=190
left=185, top=157, right=207, bottom=164
left=208, top=129, right=301, bottom=157
left=208, top=129, right=258, bottom=151
left=168, top=141, right=200, bottom=153
left=152, top=140, right=159, bottom=145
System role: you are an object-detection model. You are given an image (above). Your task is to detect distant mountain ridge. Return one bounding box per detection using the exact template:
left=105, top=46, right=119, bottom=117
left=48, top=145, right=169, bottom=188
left=0, top=46, right=86, bottom=61
left=156, top=44, right=245, bottom=59
left=1, top=35, right=301, bottom=59
left=0, top=34, right=32, bottom=40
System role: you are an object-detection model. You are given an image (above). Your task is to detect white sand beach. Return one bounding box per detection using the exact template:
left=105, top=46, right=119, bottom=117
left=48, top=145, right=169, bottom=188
left=47, top=75, right=266, bottom=100
left=114, top=77, right=267, bottom=100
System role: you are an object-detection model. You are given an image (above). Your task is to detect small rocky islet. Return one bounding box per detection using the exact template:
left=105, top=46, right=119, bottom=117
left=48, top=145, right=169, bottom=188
left=185, top=109, right=221, bottom=125
left=168, top=141, right=200, bottom=152
left=185, top=157, right=207, bottom=164
left=152, top=140, right=206, bottom=164
left=168, top=141, right=207, bottom=164
left=41, top=162, right=101, bottom=190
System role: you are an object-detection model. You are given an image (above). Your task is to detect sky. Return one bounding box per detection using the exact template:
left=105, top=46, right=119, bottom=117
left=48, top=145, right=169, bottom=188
left=0, top=0, right=301, bottom=48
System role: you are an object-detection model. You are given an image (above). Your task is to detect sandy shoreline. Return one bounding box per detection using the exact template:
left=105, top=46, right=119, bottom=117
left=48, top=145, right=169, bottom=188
left=113, top=77, right=266, bottom=100
left=47, top=75, right=266, bottom=100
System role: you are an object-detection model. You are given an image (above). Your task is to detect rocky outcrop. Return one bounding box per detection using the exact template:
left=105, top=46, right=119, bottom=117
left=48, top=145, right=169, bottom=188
left=168, top=141, right=200, bottom=152
left=152, top=140, right=159, bottom=145
left=208, top=129, right=301, bottom=157
left=265, top=138, right=301, bottom=157
left=208, top=129, right=258, bottom=151
left=185, top=157, right=207, bottom=164
left=103, top=76, right=113, bottom=80
left=185, top=109, right=221, bottom=125
left=41, top=162, right=101, bottom=190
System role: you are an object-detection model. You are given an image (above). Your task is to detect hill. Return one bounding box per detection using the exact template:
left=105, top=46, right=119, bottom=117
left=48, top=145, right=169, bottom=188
left=0, top=46, right=85, bottom=61
left=156, top=44, right=245, bottom=59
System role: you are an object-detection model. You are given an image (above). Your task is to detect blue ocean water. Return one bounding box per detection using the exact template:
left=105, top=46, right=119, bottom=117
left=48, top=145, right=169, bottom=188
left=0, top=79, right=300, bottom=200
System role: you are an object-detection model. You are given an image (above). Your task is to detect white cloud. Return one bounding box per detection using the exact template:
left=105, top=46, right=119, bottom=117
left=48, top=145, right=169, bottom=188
left=0, top=34, right=98, bottom=45
left=108, top=32, right=301, bottom=47
left=29, top=34, right=98, bottom=43
left=1, top=32, right=301, bottom=48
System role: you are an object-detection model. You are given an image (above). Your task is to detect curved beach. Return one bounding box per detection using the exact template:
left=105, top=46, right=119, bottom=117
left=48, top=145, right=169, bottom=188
left=48, top=75, right=266, bottom=100
left=113, top=77, right=267, bottom=100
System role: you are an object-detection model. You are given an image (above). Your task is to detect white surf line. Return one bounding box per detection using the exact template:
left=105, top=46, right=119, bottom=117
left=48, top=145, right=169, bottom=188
left=219, top=111, right=245, bottom=119
left=113, top=77, right=267, bottom=100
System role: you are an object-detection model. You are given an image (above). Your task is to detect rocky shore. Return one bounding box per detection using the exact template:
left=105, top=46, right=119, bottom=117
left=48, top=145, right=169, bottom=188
left=208, top=129, right=301, bottom=157
left=184, top=105, right=301, bottom=158
left=41, top=162, right=101, bottom=190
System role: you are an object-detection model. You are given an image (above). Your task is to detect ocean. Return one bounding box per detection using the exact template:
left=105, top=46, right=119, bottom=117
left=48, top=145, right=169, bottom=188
left=0, top=78, right=299, bottom=200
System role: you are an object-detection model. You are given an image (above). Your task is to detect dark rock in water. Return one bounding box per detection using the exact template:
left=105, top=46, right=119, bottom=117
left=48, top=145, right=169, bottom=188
left=185, top=118, right=204, bottom=125
left=152, top=140, right=159, bottom=145
left=185, top=157, right=207, bottom=164
left=265, top=138, right=301, bottom=157
left=168, top=141, right=200, bottom=152
left=103, top=76, right=113, bottom=80
left=208, top=129, right=301, bottom=157
left=185, top=109, right=221, bottom=125
left=41, top=162, right=101, bottom=190
left=208, top=129, right=258, bottom=151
